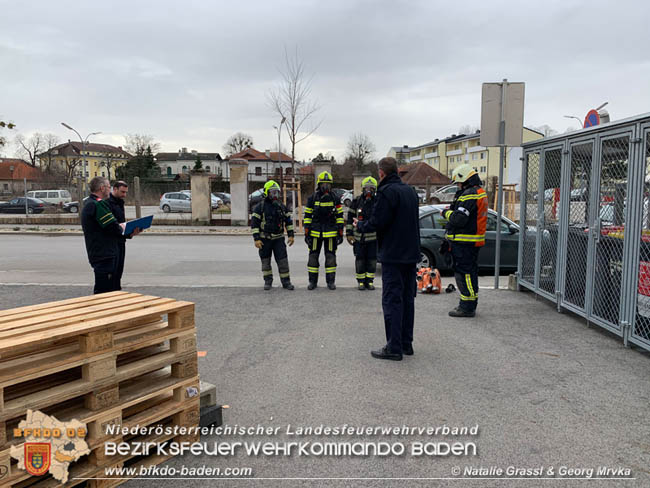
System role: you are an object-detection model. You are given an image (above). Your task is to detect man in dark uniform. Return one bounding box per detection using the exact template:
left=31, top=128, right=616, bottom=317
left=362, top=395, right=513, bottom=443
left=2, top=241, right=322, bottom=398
left=81, top=176, right=125, bottom=294
left=355, top=157, right=420, bottom=361
left=346, top=176, right=378, bottom=290
left=251, top=180, right=295, bottom=290
left=441, top=164, right=487, bottom=317
left=304, top=171, right=345, bottom=290
left=107, top=180, right=140, bottom=290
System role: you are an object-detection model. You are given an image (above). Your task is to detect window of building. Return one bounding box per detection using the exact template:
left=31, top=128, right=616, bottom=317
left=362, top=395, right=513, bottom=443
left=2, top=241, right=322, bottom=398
left=480, top=152, right=486, bottom=159
left=472, top=153, right=477, bottom=160
left=480, top=166, right=487, bottom=173
left=205, top=166, right=210, bottom=173
left=182, top=166, right=188, bottom=173
left=3, top=184, right=7, bottom=190
left=255, top=167, right=262, bottom=176
left=167, top=167, right=172, bottom=176
left=286, top=167, right=292, bottom=175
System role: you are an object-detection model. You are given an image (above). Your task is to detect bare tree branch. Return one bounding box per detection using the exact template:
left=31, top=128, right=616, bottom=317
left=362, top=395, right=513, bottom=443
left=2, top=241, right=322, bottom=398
left=223, top=132, right=254, bottom=156
left=15, top=133, right=43, bottom=166
left=346, top=133, right=376, bottom=171
left=268, top=46, right=322, bottom=172
left=124, top=134, right=160, bottom=156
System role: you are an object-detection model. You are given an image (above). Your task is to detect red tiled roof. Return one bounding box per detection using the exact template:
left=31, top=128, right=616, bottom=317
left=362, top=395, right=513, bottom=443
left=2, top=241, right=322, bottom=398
left=398, top=162, right=451, bottom=186
left=0, top=160, right=43, bottom=180
left=228, top=148, right=294, bottom=162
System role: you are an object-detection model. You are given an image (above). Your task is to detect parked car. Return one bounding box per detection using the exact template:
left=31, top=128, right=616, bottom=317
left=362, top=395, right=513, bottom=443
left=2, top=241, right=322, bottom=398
left=62, top=197, right=89, bottom=213
left=213, top=192, right=231, bottom=205
left=428, top=185, right=458, bottom=204
left=180, top=190, right=222, bottom=209
left=415, top=188, right=427, bottom=203
left=418, top=204, right=520, bottom=272
left=0, top=197, right=46, bottom=214
left=160, top=192, right=192, bottom=213
left=26, top=189, right=72, bottom=206
left=340, top=190, right=354, bottom=207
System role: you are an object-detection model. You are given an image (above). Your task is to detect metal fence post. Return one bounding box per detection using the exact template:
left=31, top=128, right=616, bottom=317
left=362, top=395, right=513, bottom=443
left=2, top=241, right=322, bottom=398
left=134, top=176, right=142, bottom=219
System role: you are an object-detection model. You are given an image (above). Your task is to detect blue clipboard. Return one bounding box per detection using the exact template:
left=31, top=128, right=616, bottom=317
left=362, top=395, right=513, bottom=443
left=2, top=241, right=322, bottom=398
left=123, top=215, right=153, bottom=235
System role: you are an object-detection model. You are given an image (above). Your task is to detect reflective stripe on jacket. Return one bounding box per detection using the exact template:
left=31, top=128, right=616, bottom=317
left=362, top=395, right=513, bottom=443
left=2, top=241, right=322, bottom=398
left=304, top=191, right=343, bottom=237
left=443, top=186, right=487, bottom=247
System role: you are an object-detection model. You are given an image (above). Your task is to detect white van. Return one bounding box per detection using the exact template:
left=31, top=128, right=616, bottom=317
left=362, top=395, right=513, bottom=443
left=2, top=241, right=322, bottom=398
left=27, top=189, right=72, bottom=206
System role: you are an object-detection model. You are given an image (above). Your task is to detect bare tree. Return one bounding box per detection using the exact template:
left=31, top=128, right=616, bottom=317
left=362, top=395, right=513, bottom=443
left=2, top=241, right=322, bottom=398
left=223, top=132, right=254, bottom=156
left=15, top=133, right=44, bottom=166
left=40, top=133, right=60, bottom=172
left=345, top=133, right=376, bottom=171
left=0, top=120, right=16, bottom=149
left=124, top=134, right=160, bottom=156
left=458, top=124, right=479, bottom=135
left=63, top=155, right=82, bottom=185
left=99, top=153, right=116, bottom=180
left=533, top=125, right=558, bottom=137
left=269, top=47, right=322, bottom=173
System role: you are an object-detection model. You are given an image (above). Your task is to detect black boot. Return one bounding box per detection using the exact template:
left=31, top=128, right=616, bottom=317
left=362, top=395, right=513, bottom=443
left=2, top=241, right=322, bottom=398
left=281, top=278, right=295, bottom=290
left=366, top=281, right=375, bottom=290
left=307, top=282, right=317, bottom=290
left=448, top=307, right=475, bottom=317
left=357, top=282, right=366, bottom=291
left=264, top=279, right=273, bottom=291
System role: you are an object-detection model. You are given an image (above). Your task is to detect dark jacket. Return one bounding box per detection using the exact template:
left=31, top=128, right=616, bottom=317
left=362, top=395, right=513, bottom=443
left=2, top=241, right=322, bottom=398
left=356, top=172, right=420, bottom=264
left=304, top=190, right=344, bottom=239
left=442, top=174, right=487, bottom=247
left=107, top=193, right=129, bottom=243
left=346, top=194, right=377, bottom=243
left=251, top=198, right=294, bottom=241
left=81, top=194, right=123, bottom=266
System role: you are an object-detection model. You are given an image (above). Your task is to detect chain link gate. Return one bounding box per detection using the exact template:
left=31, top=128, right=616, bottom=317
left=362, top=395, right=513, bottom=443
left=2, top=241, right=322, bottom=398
left=519, top=114, right=650, bottom=353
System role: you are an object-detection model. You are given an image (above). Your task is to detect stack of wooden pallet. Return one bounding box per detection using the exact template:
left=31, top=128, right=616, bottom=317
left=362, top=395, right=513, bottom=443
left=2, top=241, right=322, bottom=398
left=0, top=291, right=200, bottom=487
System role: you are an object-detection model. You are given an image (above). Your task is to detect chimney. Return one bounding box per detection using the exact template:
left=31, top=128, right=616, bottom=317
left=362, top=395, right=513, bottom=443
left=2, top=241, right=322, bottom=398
left=182, top=147, right=187, bottom=153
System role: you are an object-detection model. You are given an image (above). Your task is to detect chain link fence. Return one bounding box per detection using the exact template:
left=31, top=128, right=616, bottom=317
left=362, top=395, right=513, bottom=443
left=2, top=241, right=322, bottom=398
left=519, top=113, right=650, bottom=353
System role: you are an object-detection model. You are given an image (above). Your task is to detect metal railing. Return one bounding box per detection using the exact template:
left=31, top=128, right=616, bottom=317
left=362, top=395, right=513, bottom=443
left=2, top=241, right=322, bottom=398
left=518, top=112, right=650, bottom=352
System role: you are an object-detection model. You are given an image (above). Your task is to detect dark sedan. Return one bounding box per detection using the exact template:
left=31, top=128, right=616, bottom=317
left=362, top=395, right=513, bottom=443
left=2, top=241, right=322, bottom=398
left=418, top=204, right=520, bottom=272
left=0, top=197, right=46, bottom=214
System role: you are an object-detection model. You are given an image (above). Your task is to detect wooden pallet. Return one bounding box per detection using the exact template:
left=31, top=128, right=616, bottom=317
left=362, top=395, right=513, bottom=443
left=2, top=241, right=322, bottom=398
left=0, top=292, right=201, bottom=487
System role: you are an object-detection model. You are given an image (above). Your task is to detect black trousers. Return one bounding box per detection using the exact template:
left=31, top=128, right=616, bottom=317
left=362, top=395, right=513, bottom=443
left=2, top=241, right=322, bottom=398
left=451, top=243, right=480, bottom=312
left=308, top=237, right=337, bottom=284
left=381, top=263, right=416, bottom=354
left=92, top=257, right=119, bottom=295
left=115, top=241, right=126, bottom=291
left=259, top=238, right=290, bottom=283
left=353, top=241, right=377, bottom=285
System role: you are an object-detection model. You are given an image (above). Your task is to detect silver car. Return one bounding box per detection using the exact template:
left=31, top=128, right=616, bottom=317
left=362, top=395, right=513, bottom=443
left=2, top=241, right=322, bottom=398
left=160, top=192, right=191, bottom=213
left=428, top=185, right=459, bottom=204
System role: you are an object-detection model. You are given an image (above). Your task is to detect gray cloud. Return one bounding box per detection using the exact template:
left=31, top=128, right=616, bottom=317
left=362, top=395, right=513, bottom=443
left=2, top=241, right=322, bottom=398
left=1, top=0, right=649, bottom=160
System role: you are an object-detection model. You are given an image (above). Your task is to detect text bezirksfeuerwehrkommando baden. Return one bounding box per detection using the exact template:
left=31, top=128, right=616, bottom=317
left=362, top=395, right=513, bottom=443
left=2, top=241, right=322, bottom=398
left=105, top=423, right=479, bottom=437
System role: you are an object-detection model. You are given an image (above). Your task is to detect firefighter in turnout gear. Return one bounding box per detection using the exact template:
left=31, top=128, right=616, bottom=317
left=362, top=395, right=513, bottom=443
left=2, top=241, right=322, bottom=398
left=251, top=180, right=295, bottom=291
left=441, top=164, right=487, bottom=317
left=346, top=176, right=378, bottom=290
left=304, top=171, right=345, bottom=290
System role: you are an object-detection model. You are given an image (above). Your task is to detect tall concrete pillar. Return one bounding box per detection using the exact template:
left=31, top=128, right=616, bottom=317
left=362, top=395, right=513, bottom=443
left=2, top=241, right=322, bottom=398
left=313, top=161, right=332, bottom=185
left=191, top=171, right=211, bottom=225
left=229, top=159, right=249, bottom=226
left=353, top=171, right=366, bottom=198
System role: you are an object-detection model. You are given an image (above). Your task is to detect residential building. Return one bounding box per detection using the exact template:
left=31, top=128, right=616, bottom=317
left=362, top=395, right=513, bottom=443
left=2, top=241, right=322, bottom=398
left=38, top=141, right=131, bottom=182
left=226, top=148, right=300, bottom=182
left=389, top=127, right=544, bottom=188
left=0, top=159, right=43, bottom=195
left=156, top=148, right=223, bottom=178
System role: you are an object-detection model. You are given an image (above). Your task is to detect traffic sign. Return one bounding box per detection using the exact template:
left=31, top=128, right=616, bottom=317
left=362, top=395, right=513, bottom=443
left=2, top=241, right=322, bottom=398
left=584, top=109, right=600, bottom=128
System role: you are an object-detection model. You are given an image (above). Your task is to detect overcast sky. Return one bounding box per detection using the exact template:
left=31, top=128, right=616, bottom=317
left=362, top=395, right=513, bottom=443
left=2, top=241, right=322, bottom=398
left=2, top=0, right=649, bottom=161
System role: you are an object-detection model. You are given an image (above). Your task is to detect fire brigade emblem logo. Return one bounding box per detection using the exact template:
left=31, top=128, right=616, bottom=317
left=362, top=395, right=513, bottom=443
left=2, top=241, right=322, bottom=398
left=25, top=443, right=51, bottom=476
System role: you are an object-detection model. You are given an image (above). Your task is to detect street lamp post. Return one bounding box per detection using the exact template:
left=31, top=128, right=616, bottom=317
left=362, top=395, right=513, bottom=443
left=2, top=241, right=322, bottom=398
left=273, top=117, right=287, bottom=199
left=9, top=165, right=14, bottom=195
left=61, top=122, right=101, bottom=194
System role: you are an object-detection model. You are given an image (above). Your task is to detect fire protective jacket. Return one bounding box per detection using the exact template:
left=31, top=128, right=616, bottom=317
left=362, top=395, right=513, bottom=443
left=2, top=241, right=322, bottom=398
left=304, top=191, right=344, bottom=239
left=442, top=183, right=488, bottom=247
left=346, top=194, right=377, bottom=243
left=251, top=198, right=294, bottom=241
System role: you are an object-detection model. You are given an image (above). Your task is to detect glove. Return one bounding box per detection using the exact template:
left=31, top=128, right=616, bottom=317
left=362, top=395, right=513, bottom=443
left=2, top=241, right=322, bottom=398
left=346, top=235, right=355, bottom=245
left=439, top=240, right=450, bottom=255
left=288, top=236, right=294, bottom=247
left=336, top=235, right=343, bottom=245
left=305, top=235, right=312, bottom=247
left=254, top=240, right=263, bottom=249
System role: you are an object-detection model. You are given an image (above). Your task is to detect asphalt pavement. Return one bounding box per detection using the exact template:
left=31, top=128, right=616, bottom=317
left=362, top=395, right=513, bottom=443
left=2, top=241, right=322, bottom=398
left=0, top=235, right=648, bottom=487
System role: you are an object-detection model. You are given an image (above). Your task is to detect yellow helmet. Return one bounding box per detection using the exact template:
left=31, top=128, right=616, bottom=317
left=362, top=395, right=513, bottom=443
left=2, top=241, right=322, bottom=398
left=263, top=180, right=280, bottom=197
left=362, top=176, right=377, bottom=188
left=316, top=171, right=333, bottom=185
left=451, top=164, right=477, bottom=184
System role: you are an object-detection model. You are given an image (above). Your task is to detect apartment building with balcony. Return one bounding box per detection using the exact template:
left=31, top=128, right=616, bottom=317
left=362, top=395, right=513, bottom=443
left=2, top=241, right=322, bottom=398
left=388, top=127, right=543, bottom=188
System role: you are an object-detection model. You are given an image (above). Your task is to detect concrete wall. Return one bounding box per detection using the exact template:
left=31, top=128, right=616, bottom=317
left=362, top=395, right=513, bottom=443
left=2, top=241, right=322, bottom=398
left=229, top=159, right=249, bottom=226
left=190, top=172, right=211, bottom=225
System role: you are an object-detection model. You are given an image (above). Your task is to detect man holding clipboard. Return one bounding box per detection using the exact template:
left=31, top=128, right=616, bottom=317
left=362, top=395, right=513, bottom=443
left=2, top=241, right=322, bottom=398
left=108, top=181, right=146, bottom=290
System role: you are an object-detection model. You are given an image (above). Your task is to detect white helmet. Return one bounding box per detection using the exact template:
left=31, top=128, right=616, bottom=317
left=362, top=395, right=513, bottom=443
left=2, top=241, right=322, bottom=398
left=451, top=164, right=477, bottom=184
